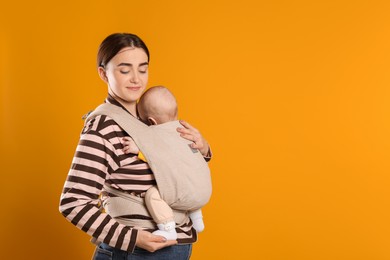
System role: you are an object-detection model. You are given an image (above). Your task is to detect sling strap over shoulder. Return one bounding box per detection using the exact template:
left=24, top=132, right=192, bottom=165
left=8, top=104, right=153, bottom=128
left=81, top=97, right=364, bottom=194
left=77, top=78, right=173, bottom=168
left=86, top=103, right=212, bottom=211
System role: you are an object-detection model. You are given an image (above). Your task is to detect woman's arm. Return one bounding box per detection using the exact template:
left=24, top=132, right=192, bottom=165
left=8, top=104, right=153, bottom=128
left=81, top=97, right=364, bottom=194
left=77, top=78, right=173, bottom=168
left=59, top=121, right=139, bottom=251
left=176, top=120, right=211, bottom=158
left=59, top=115, right=174, bottom=252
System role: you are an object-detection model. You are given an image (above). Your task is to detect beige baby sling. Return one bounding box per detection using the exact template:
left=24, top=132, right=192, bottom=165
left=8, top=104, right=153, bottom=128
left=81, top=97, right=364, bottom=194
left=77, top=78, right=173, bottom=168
left=86, top=103, right=212, bottom=228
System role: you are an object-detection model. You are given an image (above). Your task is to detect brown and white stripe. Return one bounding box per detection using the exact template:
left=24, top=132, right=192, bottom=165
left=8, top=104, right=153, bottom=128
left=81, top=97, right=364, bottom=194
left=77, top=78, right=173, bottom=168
left=59, top=96, right=197, bottom=253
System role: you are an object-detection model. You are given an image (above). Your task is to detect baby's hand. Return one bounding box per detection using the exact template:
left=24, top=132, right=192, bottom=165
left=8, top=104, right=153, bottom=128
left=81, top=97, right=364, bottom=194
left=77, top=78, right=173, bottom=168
left=122, top=137, right=140, bottom=154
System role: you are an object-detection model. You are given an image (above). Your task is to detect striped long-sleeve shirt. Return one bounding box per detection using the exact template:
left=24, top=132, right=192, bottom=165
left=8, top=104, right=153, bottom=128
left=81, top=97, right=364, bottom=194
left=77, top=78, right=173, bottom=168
left=59, top=96, right=197, bottom=252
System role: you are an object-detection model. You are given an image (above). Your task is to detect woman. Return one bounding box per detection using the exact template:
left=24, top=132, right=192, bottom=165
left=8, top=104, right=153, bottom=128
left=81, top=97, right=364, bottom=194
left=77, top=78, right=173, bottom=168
left=59, top=33, right=211, bottom=259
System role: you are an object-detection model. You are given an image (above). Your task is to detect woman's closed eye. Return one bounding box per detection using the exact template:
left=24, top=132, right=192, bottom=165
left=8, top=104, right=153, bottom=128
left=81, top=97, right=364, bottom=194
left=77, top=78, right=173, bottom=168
left=120, top=69, right=147, bottom=74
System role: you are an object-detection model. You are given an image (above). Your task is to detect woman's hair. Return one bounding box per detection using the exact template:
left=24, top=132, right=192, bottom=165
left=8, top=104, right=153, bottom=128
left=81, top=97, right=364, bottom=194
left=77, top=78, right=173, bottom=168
left=97, top=33, right=150, bottom=68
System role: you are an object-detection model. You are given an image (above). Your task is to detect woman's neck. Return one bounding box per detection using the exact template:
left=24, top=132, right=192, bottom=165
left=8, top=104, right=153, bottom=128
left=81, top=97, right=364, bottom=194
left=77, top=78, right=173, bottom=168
left=109, top=92, right=137, bottom=117
left=121, top=102, right=137, bottom=116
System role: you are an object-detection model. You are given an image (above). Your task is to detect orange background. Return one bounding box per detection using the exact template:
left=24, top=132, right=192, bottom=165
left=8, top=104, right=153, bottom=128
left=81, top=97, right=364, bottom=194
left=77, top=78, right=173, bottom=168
left=2, top=1, right=390, bottom=259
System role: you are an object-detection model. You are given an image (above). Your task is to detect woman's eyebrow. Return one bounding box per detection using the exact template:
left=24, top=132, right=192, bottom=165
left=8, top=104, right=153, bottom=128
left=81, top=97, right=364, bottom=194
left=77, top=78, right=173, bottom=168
left=117, top=62, right=149, bottom=67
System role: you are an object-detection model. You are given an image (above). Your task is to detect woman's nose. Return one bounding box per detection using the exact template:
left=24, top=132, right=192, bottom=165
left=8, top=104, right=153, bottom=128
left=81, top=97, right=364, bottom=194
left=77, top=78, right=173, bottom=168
left=130, top=71, right=140, bottom=83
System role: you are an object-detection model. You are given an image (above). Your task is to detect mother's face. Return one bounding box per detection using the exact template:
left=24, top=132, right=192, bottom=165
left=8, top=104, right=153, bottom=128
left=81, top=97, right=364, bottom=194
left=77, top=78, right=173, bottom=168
left=99, top=47, right=149, bottom=104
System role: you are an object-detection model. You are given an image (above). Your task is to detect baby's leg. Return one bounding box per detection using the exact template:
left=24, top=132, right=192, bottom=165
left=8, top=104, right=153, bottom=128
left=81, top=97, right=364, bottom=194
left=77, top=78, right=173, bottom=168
left=189, top=209, right=205, bottom=233
left=145, top=186, right=177, bottom=240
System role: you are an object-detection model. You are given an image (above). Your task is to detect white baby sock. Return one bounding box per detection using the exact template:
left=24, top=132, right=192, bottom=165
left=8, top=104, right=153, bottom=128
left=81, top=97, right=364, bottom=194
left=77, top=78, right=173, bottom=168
left=189, top=210, right=205, bottom=233
left=153, top=221, right=177, bottom=240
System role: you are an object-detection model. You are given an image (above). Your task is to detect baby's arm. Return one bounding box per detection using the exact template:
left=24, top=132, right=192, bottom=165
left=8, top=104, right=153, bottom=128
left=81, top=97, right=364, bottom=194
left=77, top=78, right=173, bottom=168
left=122, top=137, right=147, bottom=161
left=122, top=136, right=140, bottom=155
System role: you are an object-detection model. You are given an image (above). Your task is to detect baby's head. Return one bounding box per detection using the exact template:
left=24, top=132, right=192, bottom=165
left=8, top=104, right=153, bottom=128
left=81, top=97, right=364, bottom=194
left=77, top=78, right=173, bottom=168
left=137, top=86, right=178, bottom=125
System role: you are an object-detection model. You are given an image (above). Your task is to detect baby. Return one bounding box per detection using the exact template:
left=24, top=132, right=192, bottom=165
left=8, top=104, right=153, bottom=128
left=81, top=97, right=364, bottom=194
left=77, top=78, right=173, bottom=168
left=122, top=86, right=205, bottom=240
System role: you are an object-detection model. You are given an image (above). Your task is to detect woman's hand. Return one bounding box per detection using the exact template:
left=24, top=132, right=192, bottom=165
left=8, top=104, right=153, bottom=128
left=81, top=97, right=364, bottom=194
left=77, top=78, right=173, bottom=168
left=177, top=120, right=210, bottom=157
left=136, top=230, right=177, bottom=252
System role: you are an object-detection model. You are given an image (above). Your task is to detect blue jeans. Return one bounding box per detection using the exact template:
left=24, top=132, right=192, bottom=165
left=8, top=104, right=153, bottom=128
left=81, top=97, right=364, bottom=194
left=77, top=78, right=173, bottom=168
left=92, top=243, right=193, bottom=260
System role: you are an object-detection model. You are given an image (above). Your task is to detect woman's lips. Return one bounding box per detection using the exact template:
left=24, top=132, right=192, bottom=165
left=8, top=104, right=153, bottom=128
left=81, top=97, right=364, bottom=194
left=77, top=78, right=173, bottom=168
left=126, top=86, right=141, bottom=91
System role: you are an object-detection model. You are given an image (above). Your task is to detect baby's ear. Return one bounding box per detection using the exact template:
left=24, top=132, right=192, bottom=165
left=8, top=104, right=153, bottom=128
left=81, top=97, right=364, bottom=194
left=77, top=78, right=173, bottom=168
left=148, top=117, right=158, bottom=125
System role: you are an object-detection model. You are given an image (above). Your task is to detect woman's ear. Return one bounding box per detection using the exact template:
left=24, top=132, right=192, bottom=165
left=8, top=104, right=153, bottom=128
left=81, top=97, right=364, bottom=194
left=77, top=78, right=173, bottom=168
left=98, top=66, right=108, bottom=83
left=148, top=117, right=158, bottom=125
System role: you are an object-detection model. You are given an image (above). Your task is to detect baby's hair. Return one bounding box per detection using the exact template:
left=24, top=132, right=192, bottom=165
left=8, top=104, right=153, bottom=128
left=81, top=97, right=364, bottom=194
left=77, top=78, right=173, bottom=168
left=138, top=86, right=178, bottom=124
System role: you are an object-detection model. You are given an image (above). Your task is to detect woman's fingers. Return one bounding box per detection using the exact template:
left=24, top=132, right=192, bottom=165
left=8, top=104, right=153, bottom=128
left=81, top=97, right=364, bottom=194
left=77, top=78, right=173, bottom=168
left=150, top=234, right=177, bottom=247
left=160, top=239, right=178, bottom=248
left=177, top=120, right=199, bottom=137
left=178, top=120, right=193, bottom=130
left=177, top=120, right=209, bottom=156
left=178, top=133, right=198, bottom=143
left=150, top=234, right=167, bottom=243
left=136, top=231, right=177, bottom=252
left=152, top=239, right=177, bottom=252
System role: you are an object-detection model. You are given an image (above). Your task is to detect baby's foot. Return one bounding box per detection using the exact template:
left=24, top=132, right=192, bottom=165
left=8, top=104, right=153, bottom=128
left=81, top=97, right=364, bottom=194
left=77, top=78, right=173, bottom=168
left=189, top=210, right=205, bottom=232
left=191, top=218, right=205, bottom=233
left=154, top=221, right=177, bottom=240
